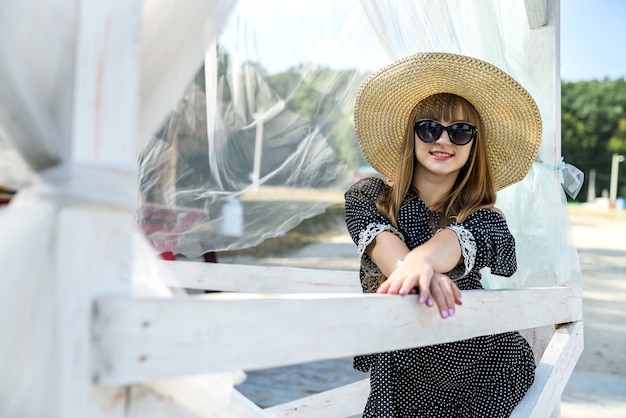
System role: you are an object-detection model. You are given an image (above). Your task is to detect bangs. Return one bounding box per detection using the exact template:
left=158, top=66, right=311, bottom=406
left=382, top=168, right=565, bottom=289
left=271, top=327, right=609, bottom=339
left=414, top=93, right=480, bottom=126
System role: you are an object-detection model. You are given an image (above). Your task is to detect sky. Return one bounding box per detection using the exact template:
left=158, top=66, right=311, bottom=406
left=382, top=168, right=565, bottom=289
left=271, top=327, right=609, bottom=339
left=221, top=0, right=626, bottom=83
left=560, top=0, right=626, bottom=81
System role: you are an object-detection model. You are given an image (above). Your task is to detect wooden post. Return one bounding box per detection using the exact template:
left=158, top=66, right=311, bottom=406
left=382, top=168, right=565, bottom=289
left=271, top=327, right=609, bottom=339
left=521, top=2, right=567, bottom=415
left=52, top=0, right=142, bottom=416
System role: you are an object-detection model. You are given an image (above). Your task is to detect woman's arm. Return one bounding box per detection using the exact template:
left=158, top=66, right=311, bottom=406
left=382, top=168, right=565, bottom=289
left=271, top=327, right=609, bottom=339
left=366, top=230, right=463, bottom=318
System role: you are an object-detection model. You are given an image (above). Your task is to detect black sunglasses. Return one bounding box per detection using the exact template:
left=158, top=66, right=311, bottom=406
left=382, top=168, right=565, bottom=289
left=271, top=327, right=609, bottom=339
left=414, top=119, right=477, bottom=146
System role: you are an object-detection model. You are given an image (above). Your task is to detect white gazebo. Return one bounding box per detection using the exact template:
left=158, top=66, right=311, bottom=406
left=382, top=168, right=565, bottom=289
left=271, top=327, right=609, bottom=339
left=0, top=0, right=582, bottom=417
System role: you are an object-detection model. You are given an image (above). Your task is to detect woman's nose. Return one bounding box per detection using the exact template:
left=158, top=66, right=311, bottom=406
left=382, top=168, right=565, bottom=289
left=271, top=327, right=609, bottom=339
left=436, top=130, right=452, bottom=145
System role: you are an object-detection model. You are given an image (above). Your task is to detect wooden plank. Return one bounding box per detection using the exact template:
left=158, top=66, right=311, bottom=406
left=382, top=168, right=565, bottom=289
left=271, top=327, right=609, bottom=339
left=265, top=378, right=369, bottom=418
left=128, top=386, right=201, bottom=418
left=127, top=375, right=267, bottom=418
left=511, top=321, right=584, bottom=417
left=525, top=0, right=561, bottom=166
left=93, top=286, right=582, bottom=385
left=54, top=0, right=141, bottom=416
left=524, top=0, right=549, bottom=29
left=519, top=326, right=556, bottom=365
left=157, top=259, right=361, bottom=293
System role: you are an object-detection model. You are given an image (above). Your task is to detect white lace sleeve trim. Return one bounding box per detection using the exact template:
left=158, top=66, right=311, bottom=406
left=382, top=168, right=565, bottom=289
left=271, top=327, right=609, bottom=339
left=357, top=223, right=404, bottom=277
left=447, top=224, right=476, bottom=278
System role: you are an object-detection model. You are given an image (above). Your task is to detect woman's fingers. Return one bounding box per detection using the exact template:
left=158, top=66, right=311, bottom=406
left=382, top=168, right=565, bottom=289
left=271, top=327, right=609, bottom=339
left=428, top=274, right=462, bottom=319
left=453, top=282, right=463, bottom=305
left=377, top=269, right=462, bottom=319
left=377, top=265, right=431, bottom=299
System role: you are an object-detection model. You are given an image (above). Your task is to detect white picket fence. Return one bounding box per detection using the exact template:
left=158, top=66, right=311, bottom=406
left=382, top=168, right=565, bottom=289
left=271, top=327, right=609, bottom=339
left=13, top=0, right=582, bottom=417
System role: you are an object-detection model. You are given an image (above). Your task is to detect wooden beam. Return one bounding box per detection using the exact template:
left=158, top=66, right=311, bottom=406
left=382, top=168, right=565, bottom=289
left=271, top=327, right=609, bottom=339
left=265, top=378, right=369, bottom=418
left=157, top=259, right=361, bottom=293
left=511, top=321, right=584, bottom=417
left=128, top=375, right=267, bottom=418
left=93, top=286, right=582, bottom=385
left=525, top=0, right=549, bottom=29
left=54, top=0, right=141, bottom=416
left=128, top=386, right=202, bottom=417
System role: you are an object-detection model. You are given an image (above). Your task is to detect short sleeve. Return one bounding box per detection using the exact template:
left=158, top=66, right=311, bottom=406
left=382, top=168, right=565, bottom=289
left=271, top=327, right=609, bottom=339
left=344, top=177, right=404, bottom=258
left=447, top=209, right=517, bottom=277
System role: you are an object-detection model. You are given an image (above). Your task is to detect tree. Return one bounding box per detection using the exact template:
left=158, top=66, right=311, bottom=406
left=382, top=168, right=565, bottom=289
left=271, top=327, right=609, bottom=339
left=561, top=78, right=626, bottom=200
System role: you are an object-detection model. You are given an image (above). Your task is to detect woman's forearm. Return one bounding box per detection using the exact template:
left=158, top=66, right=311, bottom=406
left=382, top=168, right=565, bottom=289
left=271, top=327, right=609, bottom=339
left=404, top=228, right=462, bottom=274
left=366, top=228, right=462, bottom=277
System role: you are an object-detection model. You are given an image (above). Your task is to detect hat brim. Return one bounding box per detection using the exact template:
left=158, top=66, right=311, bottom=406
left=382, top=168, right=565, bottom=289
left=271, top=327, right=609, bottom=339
left=354, top=52, right=542, bottom=190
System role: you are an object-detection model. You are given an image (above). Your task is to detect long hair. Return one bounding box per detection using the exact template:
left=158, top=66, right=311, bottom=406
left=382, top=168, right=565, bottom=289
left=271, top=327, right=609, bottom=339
left=376, top=93, right=496, bottom=227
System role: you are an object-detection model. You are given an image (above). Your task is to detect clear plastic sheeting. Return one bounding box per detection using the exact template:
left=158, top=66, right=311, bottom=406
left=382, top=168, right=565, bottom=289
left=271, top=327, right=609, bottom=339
left=482, top=162, right=584, bottom=289
left=138, top=0, right=385, bottom=256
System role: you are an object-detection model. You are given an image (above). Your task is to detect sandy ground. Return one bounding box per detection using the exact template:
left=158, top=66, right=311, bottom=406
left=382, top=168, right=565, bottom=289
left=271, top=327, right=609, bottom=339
left=560, top=206, right=626, bottom=417
left=228, top=205, right=626, bottom=417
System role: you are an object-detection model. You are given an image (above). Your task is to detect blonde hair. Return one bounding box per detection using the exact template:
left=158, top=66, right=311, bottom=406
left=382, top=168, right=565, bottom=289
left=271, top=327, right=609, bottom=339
left=376, top=93, right=496, bottom=227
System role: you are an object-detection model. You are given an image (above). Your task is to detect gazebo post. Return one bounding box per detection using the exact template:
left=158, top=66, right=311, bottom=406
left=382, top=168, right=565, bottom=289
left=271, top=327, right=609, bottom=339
left=52, top=0, right=142, bottom=416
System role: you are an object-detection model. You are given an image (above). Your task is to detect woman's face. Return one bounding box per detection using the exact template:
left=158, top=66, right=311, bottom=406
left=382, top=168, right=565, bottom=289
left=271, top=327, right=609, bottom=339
left=413, top=117, right=473, bottom=183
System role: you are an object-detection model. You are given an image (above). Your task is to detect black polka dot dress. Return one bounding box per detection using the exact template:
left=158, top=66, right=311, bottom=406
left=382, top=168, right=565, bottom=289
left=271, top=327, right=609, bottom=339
left=345, top=177, right=535, bottom=418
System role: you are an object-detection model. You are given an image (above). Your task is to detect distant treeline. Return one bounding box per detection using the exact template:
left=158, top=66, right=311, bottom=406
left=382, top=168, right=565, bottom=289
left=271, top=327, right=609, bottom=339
left=562, top=78, right=626, bottom=199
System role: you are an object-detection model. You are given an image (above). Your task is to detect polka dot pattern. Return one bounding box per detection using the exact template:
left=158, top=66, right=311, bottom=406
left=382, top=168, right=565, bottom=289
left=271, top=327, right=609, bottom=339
left=345, top=177, right=535, bottom=417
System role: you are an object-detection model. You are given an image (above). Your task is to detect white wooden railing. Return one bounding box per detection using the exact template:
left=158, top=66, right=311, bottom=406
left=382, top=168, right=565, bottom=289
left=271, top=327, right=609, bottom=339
left=91, top=261, right=583, bottom=417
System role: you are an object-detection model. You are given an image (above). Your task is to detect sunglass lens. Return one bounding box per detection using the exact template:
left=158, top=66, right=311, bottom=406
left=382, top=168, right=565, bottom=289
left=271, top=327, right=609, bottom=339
left=415, top=121, right=442, bottom=143
left=448, top=123, right=475, bottom=145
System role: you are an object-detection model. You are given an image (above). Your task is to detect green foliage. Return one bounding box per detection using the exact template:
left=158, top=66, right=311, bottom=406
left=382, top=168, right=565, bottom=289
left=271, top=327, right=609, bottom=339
left=561, top=78, right=626, bottom=199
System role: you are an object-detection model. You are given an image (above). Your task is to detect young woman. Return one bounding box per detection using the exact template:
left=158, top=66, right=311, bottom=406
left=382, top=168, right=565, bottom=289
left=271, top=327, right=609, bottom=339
left=345, top=52, right=542, bottom=417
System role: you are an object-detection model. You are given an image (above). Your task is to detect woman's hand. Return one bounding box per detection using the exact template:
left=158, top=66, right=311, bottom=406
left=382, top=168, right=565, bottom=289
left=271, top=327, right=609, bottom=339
left=377, top=254, right=463, bottom=319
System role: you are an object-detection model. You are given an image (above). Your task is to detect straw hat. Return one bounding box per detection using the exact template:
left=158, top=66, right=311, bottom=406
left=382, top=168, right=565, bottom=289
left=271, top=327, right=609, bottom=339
left=354, top=52, right=542, bottom=190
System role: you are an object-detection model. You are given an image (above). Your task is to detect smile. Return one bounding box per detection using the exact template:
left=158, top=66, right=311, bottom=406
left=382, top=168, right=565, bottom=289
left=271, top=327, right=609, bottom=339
left=430, top=151, right=453, bottom=158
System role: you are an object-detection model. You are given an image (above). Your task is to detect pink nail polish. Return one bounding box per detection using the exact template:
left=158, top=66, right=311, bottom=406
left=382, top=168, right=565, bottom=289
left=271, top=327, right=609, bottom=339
left=441, top=310, right=448, bottom=318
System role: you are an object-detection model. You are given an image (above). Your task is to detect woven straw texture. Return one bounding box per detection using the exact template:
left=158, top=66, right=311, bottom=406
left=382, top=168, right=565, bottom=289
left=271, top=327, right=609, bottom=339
left=354, top=52, right=542, bottom=191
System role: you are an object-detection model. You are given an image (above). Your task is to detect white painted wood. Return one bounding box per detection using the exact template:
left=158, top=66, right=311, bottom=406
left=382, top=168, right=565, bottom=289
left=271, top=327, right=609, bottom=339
left=158, top=259, right=361, bottom=293
left=519, top=1, right=563, bottom=398
left=519, top=326, right=556, bottom=365
left=54, top=0, right=142, bottom=416
left=93, top=286, right=582, bottom=384
left=56, top=208, right=136, bottom=417
left=72, top=1, right=142, bottom=165
left=526, top=0, right=561, bottom=168
left=265, top=378, right=369, bottom=418
left=511, top=321, right=583, bottom=417
left=524, top=0, right=548, bottom=29
left=127, top=386, right=202, bottom=417
left=128, top=382, right=267, bottom=418
left=228, top=390, right=274, bottom=418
